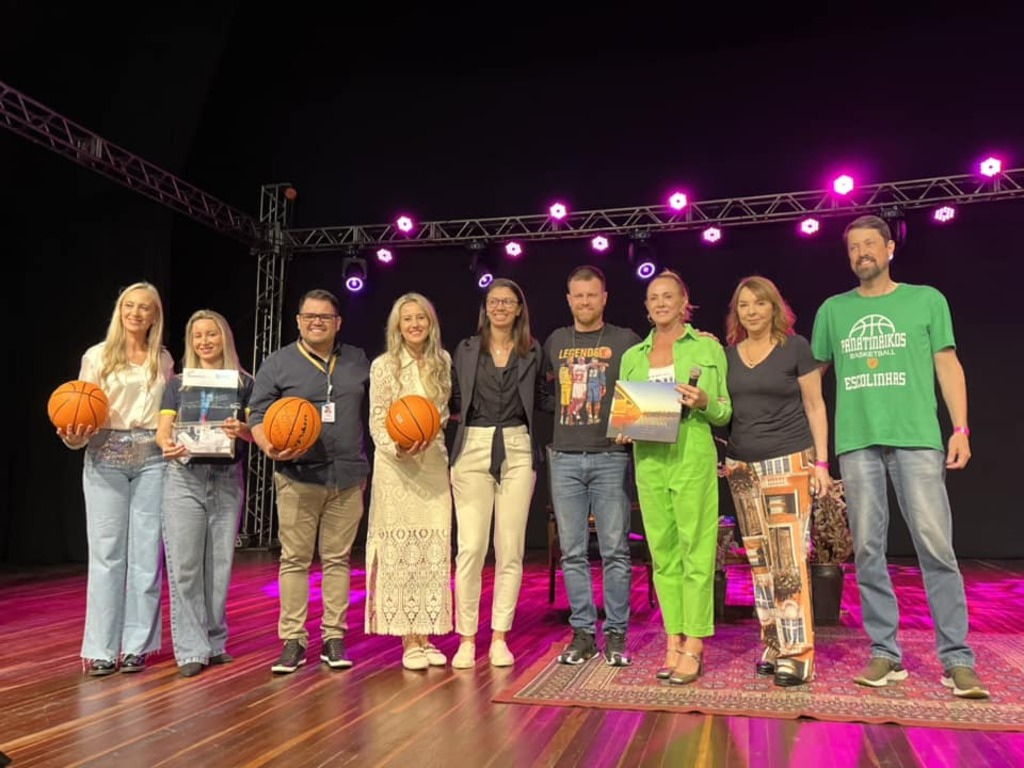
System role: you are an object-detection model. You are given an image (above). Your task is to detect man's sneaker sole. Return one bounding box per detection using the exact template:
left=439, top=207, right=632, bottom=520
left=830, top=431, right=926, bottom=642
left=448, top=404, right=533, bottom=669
left=941, top=675, right=990, bottom=699
left=557, top=650, right=596, bottom=665
left=320, top=654, right=354, bottom=669
left=605, top=653, right=631, bottom=667
left=271, top=658, right=307, bottom=674
left=853, top=668, right=908, bottom=688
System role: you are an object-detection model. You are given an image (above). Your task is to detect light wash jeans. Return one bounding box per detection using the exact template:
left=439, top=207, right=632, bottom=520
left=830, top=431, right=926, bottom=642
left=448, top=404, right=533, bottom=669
left=81, top=429, right=165, bottom=662
left=840, top=447, right=975, bottom=669
left=162, top=460, right=243, bottom=666
left=549, top=450, right=632, bottom=636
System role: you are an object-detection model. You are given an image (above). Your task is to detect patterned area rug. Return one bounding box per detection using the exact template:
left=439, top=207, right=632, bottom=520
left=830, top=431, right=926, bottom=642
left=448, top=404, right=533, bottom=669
left=494, top=623, right=1024, bottom=731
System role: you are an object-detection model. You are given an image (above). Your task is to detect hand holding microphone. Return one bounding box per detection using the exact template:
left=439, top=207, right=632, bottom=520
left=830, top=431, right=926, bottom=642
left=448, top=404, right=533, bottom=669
left=677, top=365, right=706, bottom=418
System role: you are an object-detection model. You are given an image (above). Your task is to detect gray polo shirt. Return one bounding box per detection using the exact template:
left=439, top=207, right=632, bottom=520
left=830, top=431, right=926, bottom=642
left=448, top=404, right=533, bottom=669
left=249, top=340, right=370, bottom=489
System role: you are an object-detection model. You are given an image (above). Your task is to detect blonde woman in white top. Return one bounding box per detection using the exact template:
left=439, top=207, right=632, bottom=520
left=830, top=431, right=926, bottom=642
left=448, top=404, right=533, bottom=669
left=365, top=293, right=454, bottom=670
left=57, top=282, right=174, bottom=676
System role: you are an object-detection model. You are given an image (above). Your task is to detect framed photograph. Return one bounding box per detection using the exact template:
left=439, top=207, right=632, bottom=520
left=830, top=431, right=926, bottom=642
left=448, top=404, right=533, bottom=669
left=606, top=380, right=681, bottom=443
left=173, top=368, right=241, bottom=458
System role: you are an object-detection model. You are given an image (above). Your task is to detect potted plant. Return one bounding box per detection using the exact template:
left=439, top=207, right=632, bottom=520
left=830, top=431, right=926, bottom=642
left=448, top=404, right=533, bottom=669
left=809, top=479, right=853, bottom=625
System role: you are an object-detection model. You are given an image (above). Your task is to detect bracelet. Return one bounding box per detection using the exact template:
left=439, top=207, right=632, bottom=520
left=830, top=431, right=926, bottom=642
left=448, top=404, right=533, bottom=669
left=814, top=460, right=829, bottom=469
left=953, top=426, right=971, bottom=437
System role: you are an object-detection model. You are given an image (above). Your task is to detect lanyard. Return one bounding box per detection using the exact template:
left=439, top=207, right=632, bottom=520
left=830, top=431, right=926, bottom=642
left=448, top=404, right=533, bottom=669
left=298, top=342, right=337, bottom=401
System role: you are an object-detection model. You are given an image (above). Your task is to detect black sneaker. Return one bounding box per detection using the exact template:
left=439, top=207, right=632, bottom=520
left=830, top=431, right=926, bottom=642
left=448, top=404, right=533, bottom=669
left=557, top=629, right=597, bottom=665
left=604, top=631, right=631, bottom=667
left=86, top=659, right=117, bottom=677
left=208, top=652, right=234, bottom=665
left=271, top=640, right=307, bottom=674
left=320, top=637, right=354, bottom=669
left=120, top=654, right=147, bottom=673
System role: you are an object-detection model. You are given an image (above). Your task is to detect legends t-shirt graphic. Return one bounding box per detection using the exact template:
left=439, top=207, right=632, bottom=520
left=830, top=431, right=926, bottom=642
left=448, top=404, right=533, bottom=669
left=841, top=313, right=908, bottom=391
left=556, top=346, right=613, bottom=425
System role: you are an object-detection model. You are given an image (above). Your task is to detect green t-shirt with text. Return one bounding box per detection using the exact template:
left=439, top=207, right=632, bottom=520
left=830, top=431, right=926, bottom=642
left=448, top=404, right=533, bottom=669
left=810, top=283, right=955, bottom=455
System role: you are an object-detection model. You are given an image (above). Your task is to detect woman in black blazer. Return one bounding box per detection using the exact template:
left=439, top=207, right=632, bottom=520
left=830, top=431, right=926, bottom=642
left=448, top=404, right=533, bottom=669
left=448, top=278, right=550, bottom=669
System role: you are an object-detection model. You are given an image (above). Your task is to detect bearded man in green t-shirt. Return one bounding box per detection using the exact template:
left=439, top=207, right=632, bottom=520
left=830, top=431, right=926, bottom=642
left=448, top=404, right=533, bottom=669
left=811, top=214, right=988, bottom=700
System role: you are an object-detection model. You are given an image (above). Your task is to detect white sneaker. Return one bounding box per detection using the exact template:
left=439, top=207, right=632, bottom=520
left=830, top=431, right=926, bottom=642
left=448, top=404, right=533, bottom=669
left=421, top=642, right=447, bottom=667
left=402, top=646, right=429, bottom=671
left=452, top=641, right=476, bottom=669
left=489, top=640, right=515, bottom=667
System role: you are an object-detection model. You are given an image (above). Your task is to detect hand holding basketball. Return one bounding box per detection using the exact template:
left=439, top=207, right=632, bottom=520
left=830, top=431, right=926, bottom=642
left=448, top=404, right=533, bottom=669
left=386, top=395, right=441, bottom=452
left=263, top=397, right=322, bottom=454
left=49, top=380, right=109, bottom=446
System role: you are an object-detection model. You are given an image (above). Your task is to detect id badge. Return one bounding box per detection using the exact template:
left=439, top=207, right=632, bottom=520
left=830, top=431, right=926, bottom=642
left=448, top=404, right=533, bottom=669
left=321, top=402, right=336, bottom=423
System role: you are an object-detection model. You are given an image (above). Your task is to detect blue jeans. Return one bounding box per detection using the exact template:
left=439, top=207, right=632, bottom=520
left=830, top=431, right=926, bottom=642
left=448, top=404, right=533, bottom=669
left=549, top=450, right=632, bottom=635
left=162, top=460, right=243, bottom=665
left=81, top=430, right=165, bottom=662
left=840, top=447, right=975, bottom=669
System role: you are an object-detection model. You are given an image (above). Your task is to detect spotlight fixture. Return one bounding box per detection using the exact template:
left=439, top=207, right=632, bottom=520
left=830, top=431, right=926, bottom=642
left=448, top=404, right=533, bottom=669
left=879, top=206, right=907, bottom=246
left=979, top=156, right=1002, bottom=177
left=667, top=191, right=688, bottom=211
left=627, top=229, right=658, bottom=280
left=505, top=241, right=523, bottom=258
left=342, top=256, right=368, bottom=293
left=798, top=217, right=821, bottom=236
left=549, top=202, right=568, bottom=220
left=468, top=241, right=493, bottom=289
left=933, top=205, right=957, bottom=224
left=701, top=226, right=722, bottom=244
left=375, top=247, right=394, bottom=264
left=591, top=235, right=610, bottom=253
left=396, top=215, right=415, bottom=234
left=832, top=174, right=855, bottom=195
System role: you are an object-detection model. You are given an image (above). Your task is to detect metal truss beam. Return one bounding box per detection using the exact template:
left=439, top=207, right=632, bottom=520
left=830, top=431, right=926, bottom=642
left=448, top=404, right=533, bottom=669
left=283, top=169, right=1024, bottom=251
left=238, top=185, right=292, bottom=550
left=0, top=79, right=262, bottom=244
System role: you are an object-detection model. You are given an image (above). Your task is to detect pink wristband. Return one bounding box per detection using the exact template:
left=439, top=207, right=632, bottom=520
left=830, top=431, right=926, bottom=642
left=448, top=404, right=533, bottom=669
left=953, top=426, right=970, bottom=437
left=814, top=460, right=829, bottom=469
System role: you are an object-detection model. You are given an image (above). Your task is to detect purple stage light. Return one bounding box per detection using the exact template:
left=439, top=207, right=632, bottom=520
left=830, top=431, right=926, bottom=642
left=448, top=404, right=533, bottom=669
left=549, top=202, right=568, bottom=220
left=832, top=174, right=855, bottom=195
left=635, top=260, right=657, bottom=280
left=591, top=235, right=609, bottom=252
left=799, top=217, right=821, bottom=236
left=477, top=271, right=494, bottom=289
left=375, top=248, right=394, bottom=264
left=702, top=226, right=722, bottom=244
left=396, top=215, right=414, bottom=233
left=979, top=156, right=1002, bottom=177
left=345, top=276, right=365, bottom=292
left=505, top=241, right=523, bottom=258
left=668, top=192, right=688, bottom=211
left=933, top=205, right=957, bottom=223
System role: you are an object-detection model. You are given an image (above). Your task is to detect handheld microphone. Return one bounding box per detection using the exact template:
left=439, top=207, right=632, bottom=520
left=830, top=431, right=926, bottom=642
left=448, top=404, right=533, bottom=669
left=680, top=365, right=702, bottom=419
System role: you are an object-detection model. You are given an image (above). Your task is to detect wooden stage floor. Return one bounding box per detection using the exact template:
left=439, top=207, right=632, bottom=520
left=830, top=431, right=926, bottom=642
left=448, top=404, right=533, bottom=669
left=1, top=552, right=1022, bottom=767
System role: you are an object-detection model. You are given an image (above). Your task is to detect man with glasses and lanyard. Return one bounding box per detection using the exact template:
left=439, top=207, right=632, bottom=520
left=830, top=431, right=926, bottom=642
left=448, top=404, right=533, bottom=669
left=249, top=289, right=370, bottom=674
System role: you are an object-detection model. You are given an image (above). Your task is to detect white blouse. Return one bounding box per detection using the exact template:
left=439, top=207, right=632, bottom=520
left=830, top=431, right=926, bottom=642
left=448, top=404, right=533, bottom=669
left=79, top=342, right=175, bottom=430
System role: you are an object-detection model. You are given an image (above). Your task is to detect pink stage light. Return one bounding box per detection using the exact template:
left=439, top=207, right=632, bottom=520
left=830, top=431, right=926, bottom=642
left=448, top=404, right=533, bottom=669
left=591, top=235, right=609, bottom=252
left=832, top=174, right=855, bottom=195
left=396, top=215, right=414, bottom=233
left=799, top=217, right=821, bottom=236
left=504, top=241, right=523, bottom=258
left=375, top=247, right=394, bottom=264
left=933, top=206, right=957, bottom=223
left=668, top=192, right=688, bottom=211
left=702, top=226, right=722, bottom=244
left=549, top=202, right=568, bottom=220
left=979, top=156, right=1002, bottom=177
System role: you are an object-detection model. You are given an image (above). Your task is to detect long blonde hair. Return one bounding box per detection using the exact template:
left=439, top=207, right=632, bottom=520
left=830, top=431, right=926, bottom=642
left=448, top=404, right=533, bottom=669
left=385, top=293, right=451, bottom=402
left=725, top=275, right=796, bottom=346
left=100, top=282, right=165, bottom=385
left=182, top=309, right=249, bottom=383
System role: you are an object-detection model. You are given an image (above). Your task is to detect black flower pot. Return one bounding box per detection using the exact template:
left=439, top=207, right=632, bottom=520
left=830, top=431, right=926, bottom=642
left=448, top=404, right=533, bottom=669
left=811, top=563, right=844, bottom=626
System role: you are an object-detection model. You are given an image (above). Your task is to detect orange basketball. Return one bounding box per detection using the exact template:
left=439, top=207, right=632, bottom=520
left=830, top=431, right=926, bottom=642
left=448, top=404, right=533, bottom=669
left=386, top=394, right=441, bottom=450
left=264, top=396, right=322, bottom=452
left=47, top=380, right=109, bottom=432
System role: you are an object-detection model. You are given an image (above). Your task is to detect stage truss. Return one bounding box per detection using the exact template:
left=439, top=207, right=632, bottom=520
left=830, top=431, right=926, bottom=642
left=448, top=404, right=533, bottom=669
left=3, top=79, right=1022, bottom=549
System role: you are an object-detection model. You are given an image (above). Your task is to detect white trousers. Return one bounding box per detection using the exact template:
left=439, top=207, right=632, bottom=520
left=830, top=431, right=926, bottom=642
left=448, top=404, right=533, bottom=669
left=451, top=425, right=536, bottom=635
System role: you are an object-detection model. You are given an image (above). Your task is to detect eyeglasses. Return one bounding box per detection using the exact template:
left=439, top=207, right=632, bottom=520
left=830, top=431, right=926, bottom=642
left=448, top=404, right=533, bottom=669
left=486, top=298, right=518, bottom=308
left=299, top=313, right=339, bottom=323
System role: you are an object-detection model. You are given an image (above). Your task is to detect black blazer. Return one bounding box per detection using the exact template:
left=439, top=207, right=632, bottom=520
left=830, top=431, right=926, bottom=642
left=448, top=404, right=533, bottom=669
left=448, top=335, right=552, bottom=467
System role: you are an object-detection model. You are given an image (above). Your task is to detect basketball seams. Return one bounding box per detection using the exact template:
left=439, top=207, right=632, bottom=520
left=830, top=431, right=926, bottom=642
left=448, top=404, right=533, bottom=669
left=265, top=397, right=321, bottom=451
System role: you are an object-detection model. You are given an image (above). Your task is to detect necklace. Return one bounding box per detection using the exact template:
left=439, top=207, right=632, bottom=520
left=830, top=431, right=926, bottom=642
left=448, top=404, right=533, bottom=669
left=740, top=338, right=776, bottom=368
left=572, top=324, right=606, bottom=356
left=490, top=340, right=512, bottom=357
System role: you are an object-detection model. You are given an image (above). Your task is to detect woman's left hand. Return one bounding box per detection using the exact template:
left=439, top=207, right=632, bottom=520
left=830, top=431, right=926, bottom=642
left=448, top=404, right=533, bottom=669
left=675, top=383, right=709, bottom=411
